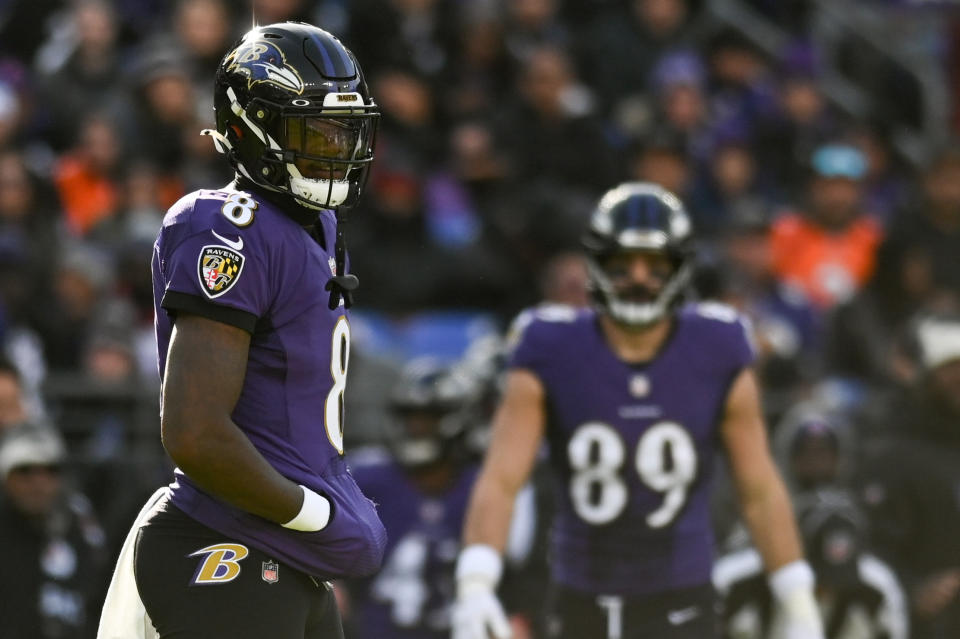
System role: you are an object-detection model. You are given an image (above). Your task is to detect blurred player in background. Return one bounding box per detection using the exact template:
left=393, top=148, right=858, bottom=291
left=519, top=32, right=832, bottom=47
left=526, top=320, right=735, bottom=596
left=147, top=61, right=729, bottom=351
left=714, top=489, right=907, bottom=639
left=98, top=21, right=386, bottom=639
left=347, top=354, right=540, bottom=639
left=452, top=183, right=823, bottom=639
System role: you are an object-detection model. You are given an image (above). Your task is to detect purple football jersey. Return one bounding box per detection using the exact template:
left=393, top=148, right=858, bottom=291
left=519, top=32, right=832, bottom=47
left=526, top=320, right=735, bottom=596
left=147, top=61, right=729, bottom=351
left=509, top=303, right=755, bottom=595
left=152, top=184, right=386, bottom=579
left=350, top=450, right=480, bottom=638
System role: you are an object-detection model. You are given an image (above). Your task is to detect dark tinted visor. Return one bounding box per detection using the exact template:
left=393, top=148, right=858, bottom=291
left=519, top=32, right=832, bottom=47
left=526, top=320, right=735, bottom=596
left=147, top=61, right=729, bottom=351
left=284, top=117, right=361, bottom=161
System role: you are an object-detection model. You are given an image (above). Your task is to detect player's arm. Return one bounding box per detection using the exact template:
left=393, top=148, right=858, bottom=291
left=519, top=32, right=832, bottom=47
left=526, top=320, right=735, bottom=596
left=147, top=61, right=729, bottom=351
left=721, top=367, right=823, bottom=639
left=160, top=313, right=326, bottom=530
left=463, top=369, right=546, bottom=550
left=453, top=369, right=546, bottom=639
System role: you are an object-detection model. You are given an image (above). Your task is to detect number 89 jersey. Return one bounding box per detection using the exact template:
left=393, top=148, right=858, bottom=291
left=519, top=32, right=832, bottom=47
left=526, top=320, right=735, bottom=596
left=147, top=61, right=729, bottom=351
left=152, top=184, right=385, bottom=579
left=508, top=303, right=755, bottom=595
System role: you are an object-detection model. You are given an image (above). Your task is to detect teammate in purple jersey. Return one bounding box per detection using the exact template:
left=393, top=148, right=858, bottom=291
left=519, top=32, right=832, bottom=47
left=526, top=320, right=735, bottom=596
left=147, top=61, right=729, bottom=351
left=348, top=359, right=483, bottom=639
left=451, top=183, right=824, bottom=639
left=98, top=22, right=385, bottom=639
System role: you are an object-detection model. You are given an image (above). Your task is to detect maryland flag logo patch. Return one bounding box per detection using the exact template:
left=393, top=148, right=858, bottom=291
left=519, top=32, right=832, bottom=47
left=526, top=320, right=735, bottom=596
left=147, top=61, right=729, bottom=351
left=198, top=245, right=245, bottom=298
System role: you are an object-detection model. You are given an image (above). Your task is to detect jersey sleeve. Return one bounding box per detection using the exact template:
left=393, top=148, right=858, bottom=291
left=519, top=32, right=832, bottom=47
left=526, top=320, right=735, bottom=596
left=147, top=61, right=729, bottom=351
left=728, top=314, right=757, bottom=371
left=158, top=219, right=273, bottom=333
left=507, top=305, right=581, bottom=375
left=687, top=302, right=757, bottom=376
left=506, top=308, right=547, bottom=374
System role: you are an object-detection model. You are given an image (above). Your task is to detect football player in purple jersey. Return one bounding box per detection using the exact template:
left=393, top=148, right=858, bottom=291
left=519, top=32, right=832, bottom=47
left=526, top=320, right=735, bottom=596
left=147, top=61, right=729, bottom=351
left=98, top=22, right=385, bottom=639
left=451, top=183, right=824, bottom=639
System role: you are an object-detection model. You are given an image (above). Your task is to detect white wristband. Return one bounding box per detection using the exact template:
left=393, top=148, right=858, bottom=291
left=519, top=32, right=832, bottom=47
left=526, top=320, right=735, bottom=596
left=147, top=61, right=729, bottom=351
left=281, top=485, right=331, bottom=532
left=769, top=560, right=815, bottom=600
left=455, top=544, right=503, bottom=589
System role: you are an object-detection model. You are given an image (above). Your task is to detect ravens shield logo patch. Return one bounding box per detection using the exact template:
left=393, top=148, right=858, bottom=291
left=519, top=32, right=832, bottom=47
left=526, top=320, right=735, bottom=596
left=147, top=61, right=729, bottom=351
left=198, top=245, right=245, bottom=298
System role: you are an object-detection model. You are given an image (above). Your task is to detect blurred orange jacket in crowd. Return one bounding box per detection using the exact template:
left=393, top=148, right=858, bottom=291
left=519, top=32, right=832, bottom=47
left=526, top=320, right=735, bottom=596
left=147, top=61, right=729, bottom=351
left=770, top=212, right=883, bottom=309
left=54, top=155, right=118, bottom=235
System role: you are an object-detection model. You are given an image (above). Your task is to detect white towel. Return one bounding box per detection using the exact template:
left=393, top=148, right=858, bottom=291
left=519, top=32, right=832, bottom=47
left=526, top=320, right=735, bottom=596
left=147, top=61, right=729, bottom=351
left=97, top=488, right=168, bottom=639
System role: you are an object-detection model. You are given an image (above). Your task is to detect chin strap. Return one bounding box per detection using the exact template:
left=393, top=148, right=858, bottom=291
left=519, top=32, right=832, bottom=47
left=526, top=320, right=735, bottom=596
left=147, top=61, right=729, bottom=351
left=325, top=211, right=359, bottom=309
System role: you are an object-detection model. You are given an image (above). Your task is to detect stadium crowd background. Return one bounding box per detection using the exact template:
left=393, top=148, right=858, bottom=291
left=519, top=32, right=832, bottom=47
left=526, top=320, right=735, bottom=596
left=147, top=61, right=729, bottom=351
left=1, top=0, right=960, bottom=637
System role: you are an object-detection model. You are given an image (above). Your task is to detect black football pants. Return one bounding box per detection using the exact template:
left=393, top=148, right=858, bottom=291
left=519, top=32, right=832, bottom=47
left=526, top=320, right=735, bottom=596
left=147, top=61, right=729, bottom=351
left=543, top=582, right=719, bottom=639
left=134, top=502, right=343, bottom=639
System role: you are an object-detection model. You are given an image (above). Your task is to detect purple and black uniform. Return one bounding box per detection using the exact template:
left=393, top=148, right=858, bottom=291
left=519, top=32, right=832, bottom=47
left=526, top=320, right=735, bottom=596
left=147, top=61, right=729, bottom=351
left=348, top=450, right=480, bottom=639
left=509, top=303, right=754, bottom=597
left=151, top=184, right=386, bottom=580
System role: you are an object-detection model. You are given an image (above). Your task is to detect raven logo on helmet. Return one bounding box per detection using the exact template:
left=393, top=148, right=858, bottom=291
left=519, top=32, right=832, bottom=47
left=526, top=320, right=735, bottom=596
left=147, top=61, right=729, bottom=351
left=226, top=40, right=304, bottom=95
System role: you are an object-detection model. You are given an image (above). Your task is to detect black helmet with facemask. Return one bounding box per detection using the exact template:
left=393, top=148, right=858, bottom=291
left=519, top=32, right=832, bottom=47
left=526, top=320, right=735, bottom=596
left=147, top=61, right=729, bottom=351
left=207, top=22, right=378, bottom=211
left=206, top=22, right=379, bottom=308
left=582, top=182, right=694, bottom=327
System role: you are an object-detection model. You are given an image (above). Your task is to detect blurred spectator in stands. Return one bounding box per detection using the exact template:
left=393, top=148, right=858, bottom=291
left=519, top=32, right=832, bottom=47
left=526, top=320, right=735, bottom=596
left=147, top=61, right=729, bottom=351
left=348, top=0, right=457, bottom=80
left=627, top=130, right=692, bottom=210
left=31, top=244, right=113, bottom=372
left=0, top=424, right=108, bottom=639
left=824, top=235, right=951, bottom=392
left=704, top=29, right=778, bottom=154
left=707, top=205, right=819, bottom=417
left=0, top=151, right=61, bottom=291
left=0, top=78, right=26, bottom=150
left=503, top=0, right=568, bottom=66
left=441, top=5, right=512, bottom=121
left=649, top=50, right=711, bottom=158
left=0, top=356, right=28, bottom=433
left=885, top=147, right=960, bottom=298
left=770, top=144, right=883, bottom=311
left=36, top=0, right=121, bottom=152
left=53, top=113, right=122, bottom=236
left=0, top=0, right=66, bottom=63
left=171, top=0, right=234, bottom=85
left=348, top=147, right=450, bottom=313
left=715, top=489, right=908, bottom=639
left=120, top=46, right=194, bottom=200
left=849, top=122, right=911, bottom=228
left=498, top=44, right=612, bottom=192
left=691, top=130, right=777, bottom=238
left=575, top=0, right=697, bottom=115
left=89, top=160, right=164, bottom=249
left=538, top=252, right=589, bottom=308
left=860, top=316, right=960, bottom=638
left=372, top=65, right=444, bottom=173
left=757, top=42, right=843, bottom=203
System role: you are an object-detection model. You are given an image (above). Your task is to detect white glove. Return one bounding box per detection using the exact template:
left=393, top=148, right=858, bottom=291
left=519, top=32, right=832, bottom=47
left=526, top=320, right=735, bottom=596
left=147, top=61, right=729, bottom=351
left=770, top=561, right=825, bottom=639
left=452, top=545, right=512, bottom=639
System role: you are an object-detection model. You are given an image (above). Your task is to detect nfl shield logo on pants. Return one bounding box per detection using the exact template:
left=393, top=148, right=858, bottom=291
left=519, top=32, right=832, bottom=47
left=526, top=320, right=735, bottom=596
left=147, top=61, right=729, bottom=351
left=262, top=560, right=279, bottom=584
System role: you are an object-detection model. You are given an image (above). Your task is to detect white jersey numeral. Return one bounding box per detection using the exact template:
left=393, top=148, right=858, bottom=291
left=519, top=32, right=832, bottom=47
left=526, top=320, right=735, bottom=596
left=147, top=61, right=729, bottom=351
left=324, top=317, right=350, bottom=454
left=568, top=421, right=698, bottom=527
left=370, top=533, right=431, bottom=628
left=220, top=192, right=258, bottom=227
left=568, top=422, right=629, bottom=524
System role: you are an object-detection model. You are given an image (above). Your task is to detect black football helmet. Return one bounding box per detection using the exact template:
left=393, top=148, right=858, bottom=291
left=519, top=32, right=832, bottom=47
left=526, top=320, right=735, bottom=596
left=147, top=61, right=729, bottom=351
left=205, top=22, right=378, bottom=211
left=388, top=358, right=478, bottom=469
left=582, top=182, right=694, bottom=327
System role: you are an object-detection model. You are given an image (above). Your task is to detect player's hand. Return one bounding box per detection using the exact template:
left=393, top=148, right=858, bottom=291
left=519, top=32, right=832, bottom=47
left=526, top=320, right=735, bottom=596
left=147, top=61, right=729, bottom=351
left=770, top=561, right=825, bottom=639
left=452, top=544, right=512, bottom=639
left=452, top=577, right=512, bottom=639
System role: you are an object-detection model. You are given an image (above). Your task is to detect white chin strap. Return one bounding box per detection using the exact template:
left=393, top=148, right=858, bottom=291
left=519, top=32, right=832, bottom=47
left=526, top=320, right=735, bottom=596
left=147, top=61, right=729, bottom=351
left=609, top=298, right=667, bottom=326
left=588, top=259, right=691, bottom=328
left=287, top=162, right=350, bottom=208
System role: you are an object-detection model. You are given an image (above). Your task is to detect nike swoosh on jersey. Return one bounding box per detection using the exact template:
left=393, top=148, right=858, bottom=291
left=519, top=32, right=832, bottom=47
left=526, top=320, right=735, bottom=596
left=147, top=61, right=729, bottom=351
left=211, top=230, right=243, bottom=251
left=667, top=606, right=701, bottom=625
